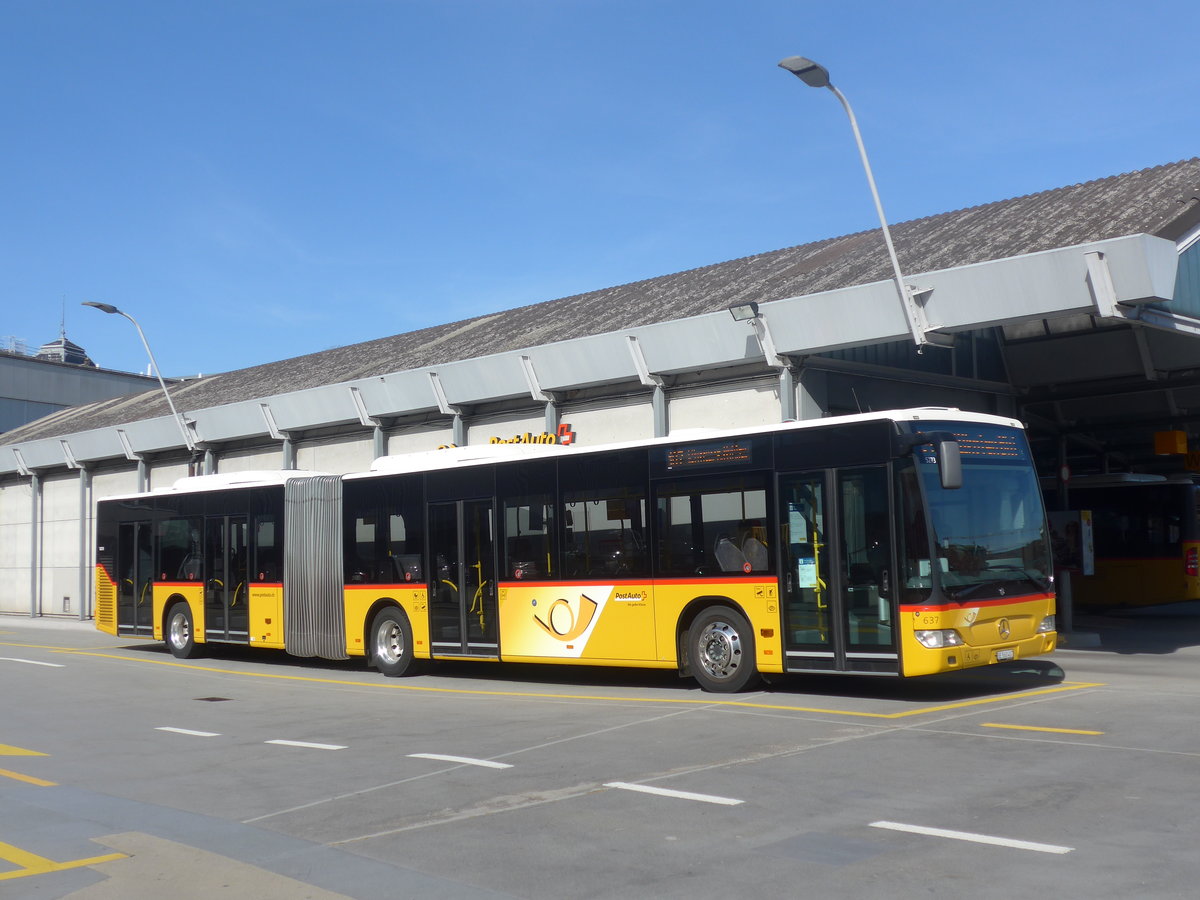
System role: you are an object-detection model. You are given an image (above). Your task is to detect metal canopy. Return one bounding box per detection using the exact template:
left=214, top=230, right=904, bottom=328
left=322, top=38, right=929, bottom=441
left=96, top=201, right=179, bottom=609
left=0, top=233, right=1185, bottom=476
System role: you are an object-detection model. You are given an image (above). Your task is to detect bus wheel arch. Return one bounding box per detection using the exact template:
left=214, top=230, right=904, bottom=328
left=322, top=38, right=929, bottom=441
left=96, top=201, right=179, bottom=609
left=369, top=604, right=422, bottom=677
left=678, top=599, right=760, bottom=692
left=686, top=602, right=758, bottom=696
left=164, top=597, right=202, bottom=659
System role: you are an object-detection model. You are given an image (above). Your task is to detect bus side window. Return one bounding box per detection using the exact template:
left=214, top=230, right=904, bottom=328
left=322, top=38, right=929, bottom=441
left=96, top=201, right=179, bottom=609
left=652, top=475, right=770, bottom=576
left=159, top=518, right=201, bottom=582
left=388, top=512, right=424, bottom=583
left=254, top=516, right=279, bottom=582
left=498, top=462, right=557, bottom=582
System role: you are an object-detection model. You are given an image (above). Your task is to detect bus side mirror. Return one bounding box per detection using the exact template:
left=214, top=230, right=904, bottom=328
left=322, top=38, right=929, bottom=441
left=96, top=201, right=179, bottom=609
left=938, top=440, right=962, bottom=490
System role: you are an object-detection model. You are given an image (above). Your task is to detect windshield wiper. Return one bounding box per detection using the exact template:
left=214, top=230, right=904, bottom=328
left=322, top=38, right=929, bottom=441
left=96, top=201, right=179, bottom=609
left=948, top=566, right=1049, bottom=601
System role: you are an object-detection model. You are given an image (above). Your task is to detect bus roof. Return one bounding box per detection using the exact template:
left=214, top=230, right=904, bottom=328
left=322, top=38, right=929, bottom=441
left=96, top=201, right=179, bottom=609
left=100, top=469, right=335, bottom=502
left=97, top=408, right=1025, bottom=497
left=349, top=407, right=1025, bottom=479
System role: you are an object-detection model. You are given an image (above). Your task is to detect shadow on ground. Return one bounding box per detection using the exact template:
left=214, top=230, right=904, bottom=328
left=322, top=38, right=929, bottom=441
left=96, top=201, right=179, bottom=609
left=119, top=639, right=1065, bottom=704
left=1069, top=600, right=1200, bottom=655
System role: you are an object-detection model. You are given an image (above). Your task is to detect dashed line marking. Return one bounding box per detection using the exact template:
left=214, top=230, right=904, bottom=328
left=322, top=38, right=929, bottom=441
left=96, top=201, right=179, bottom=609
left=0, top=657, right=64, bottom=667
left=604, top=782, right=743, bottom=806
left=156, top=727, right=221, bottom=737
left=870, top=820, right=1073, bottom=854
left=265, top=739, right=347, bottom=751
left=981, top=722, right=1104, bottom=736
left=408, top=753, right=513, bottom=769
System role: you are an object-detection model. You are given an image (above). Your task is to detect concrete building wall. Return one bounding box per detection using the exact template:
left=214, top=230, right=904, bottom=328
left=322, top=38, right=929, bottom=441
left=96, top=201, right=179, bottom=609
left=668, top=379, right=781, bottom=432
left=387, top=423, right=457, bottom=456
left=38, top=472, right=83, bottom=617
left=558, top=395, right=655, bottom=445
left=0, top=479, right=34, bottom=614
left=296, top=434, right=377, bottom=475
left=467, top=411, right=550, bottom=446
left=214, top=447, right=285, bottom=473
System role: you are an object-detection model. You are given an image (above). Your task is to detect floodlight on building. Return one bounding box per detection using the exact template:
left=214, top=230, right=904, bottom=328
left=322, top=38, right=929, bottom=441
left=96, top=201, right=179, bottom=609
left=81, top=302, right=197, bottom=455
left=777, top=56, right=951, bottom=350
left=727, top=302, right=761, bottom=322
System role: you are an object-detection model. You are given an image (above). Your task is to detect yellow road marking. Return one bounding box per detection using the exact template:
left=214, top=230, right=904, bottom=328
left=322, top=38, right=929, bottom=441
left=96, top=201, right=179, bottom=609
left=50, top=646, right=1103, bottom=719
left=0, top=744, right=47, bottom=757
left=0, top=840, right=127, bottom=881
left=981, top=722, right=1104, bottom=736
left=0, top=768, right=56, bottom=787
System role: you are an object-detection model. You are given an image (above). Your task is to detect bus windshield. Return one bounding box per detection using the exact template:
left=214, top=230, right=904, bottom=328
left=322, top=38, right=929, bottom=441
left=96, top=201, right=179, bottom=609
left=907, top=422, right=1051, bottom=601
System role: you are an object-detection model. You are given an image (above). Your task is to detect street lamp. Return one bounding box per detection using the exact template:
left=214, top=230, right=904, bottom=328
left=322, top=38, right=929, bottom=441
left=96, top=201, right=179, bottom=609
left=81, top=302, right=197, bottom=455
left=777, top=56, right=950, bottom=350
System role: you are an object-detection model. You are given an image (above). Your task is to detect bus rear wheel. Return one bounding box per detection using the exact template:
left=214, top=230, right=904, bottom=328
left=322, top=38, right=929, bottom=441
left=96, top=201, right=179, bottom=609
left=371, top=607, right=420, bottom=677
left=165, top=602, right=200, bottom=659
left=689, top=606, right=759, bottom=693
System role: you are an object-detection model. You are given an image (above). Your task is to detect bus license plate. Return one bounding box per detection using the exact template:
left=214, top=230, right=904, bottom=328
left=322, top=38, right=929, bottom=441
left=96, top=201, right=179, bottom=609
left=995, top=649, right=1015, bottom=662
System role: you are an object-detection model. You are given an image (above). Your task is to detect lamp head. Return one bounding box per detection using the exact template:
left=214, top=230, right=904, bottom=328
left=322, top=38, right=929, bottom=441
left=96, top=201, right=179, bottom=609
left=728, top=302, right=761, bottom=322
left=82, top=301, right=122, bottom=315
left=778, top=56, right=831, bottom=88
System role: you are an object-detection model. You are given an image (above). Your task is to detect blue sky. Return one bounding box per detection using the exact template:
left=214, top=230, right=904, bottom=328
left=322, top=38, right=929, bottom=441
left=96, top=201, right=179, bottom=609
left=3, top=0, right=1197, bottom=377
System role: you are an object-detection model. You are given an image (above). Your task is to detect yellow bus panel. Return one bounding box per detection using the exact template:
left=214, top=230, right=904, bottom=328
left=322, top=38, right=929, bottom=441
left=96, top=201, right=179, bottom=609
left=248, top=584, right=284, bottom=648
left=498, top=581, right=658, bottom=663
left=344, top=586, right=431, bottom=660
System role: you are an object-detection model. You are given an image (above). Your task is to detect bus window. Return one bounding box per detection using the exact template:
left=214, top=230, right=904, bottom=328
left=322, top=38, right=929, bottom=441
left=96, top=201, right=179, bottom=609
left=343, top=476, right=424, bottom=585
left=159, top=518, right=202, bottom=582
left=652, top=474, right=770, bottom=576
left=560, top=450, right=648, bottom=579
left=388, top=510, right=424, bottom=583
left=896, top=463, right=942, bottom=603
left=254, top=516, right=279, bottom=582
left=348, top=514, right=379, bottom=584
left=498, top=461, right=556, bottom=581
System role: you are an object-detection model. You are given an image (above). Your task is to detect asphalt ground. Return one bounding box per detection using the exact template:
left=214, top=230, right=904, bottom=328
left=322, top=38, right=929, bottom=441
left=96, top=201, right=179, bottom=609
left=3, top=608, right=1199, bottom=899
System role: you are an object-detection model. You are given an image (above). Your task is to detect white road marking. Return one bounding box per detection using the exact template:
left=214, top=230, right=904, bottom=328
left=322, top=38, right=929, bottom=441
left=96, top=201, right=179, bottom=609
left=0, top=657, right=65, bottom=667
left=604, top=782, right=743, bottom=806
left=266, top=739, right=347, bottom=750
left=408, top=753, right=513, bottom=769
left=870, top=821, right=1073, bottom=854
left=156, top=727, right=221, bottom=737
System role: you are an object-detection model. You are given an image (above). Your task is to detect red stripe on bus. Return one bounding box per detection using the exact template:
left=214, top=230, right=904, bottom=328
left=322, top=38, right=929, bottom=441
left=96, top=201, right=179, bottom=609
left=900, top=592, right=1054, bottom=613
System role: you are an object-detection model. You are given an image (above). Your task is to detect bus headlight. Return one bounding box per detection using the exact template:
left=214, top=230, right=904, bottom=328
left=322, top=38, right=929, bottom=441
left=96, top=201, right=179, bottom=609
left=915, top=629, right=964, bottom=649
left=1037, top=615, right=1056, bottom=634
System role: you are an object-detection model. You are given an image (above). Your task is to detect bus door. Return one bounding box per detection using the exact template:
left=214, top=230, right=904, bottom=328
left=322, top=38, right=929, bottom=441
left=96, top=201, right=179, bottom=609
left=428, top=499, right=498, bottom=657
left=116, top=520, right=154, bottom=635
left=778, top=466, right=897, bottom=674
left=203, top=515, right=250, bottom=643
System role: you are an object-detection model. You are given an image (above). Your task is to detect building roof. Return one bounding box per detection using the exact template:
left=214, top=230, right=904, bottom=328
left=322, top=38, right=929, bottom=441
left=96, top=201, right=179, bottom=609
left=35, top=331, right=96, bottom=367
left=7, top=157, right=1200, bottom=446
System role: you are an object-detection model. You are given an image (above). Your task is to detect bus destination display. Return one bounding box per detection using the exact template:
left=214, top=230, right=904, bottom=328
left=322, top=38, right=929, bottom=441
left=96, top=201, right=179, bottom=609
left=664, top=440, right=754, bottom=471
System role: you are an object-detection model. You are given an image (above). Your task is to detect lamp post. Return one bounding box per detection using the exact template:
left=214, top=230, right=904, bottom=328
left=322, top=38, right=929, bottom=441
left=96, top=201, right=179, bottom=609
left=81, top=302, right=197, bottom=455
left=777, top=56, right=949, bottom=350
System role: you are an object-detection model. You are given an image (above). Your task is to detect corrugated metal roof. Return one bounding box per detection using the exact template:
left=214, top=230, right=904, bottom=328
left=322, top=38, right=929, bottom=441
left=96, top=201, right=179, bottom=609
left=9, top=157, right=1200, bottom=445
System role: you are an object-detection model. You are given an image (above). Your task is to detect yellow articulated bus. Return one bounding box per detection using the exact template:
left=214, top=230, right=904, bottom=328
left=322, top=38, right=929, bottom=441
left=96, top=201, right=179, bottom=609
left=94, top=408, right=1056, bottom=692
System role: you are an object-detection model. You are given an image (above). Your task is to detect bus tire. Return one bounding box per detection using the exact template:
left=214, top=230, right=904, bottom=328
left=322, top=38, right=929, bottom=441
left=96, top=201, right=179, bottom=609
left=688, top=605, right=759, bottom=693
left=371, top=607, right=419, bottom=677
left=165, top=602, right=200, bottom=659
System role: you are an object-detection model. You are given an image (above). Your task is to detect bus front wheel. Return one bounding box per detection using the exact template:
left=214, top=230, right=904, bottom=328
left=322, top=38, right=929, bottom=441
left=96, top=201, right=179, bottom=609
left=371, top=607, right=419, bottom=677
left=165, top=602, right=200, bottom=659
left=688, top=606, right=759, bottom=693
